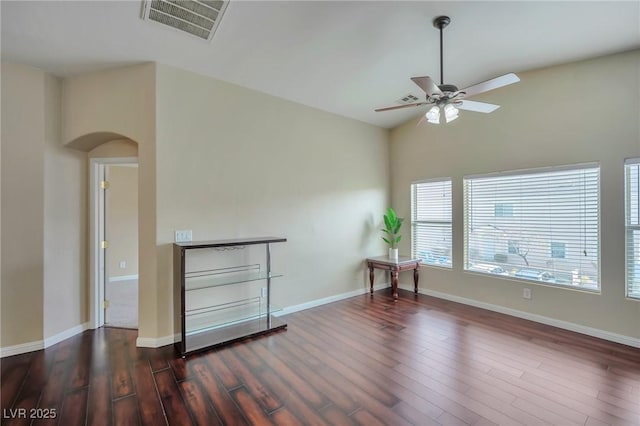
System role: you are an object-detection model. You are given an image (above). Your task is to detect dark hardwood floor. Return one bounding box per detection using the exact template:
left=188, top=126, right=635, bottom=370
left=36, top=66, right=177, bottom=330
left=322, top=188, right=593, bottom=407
left=2, top=289, right=640, bottom=425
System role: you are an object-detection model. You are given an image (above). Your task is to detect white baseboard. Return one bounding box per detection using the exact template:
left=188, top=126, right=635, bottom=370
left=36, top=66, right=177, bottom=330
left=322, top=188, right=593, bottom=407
left=1, top=321, right=91, bottom=358
left=0, top=340, right=44, bottom=358
left=44, top=322, right=91, bottom=348
left=274, top=283, right=390, bottom=316
left=12, top=284, right=634, bottom=353
left=136, top=334, right=177, bottom=348
left=399, top=284, right=640, bottom=349
left=109, top=274, right=139, bottom=283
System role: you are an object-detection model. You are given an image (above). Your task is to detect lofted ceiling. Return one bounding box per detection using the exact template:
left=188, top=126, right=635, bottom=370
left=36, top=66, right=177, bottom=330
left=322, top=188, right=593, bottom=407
left=2, top=1, right=639, bottom=129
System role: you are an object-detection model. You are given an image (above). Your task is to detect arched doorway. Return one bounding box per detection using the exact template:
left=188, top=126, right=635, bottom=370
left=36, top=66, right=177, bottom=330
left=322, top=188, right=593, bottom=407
left=66, top=133, right=140, bottom=330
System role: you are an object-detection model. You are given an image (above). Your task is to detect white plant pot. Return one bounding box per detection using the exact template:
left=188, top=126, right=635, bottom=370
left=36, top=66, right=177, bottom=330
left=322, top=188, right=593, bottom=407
left=388, top=248, right=398, bottom=260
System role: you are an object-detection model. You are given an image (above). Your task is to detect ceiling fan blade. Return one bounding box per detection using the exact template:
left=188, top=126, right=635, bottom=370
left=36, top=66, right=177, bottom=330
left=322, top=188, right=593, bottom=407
left=460, top=73, right=520, bottom=98
left=375, top=102, right=427, bottom=112
left=457, top=100, right=500, bottom=113
left=411, top=77, right=442, bottom=96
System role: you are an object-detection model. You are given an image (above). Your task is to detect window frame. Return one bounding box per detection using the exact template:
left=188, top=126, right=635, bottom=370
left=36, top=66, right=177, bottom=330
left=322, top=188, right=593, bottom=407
left=411, top=177, right=453, bottom=269
left=463, top=163, right=601, bottom=292
left=625, top=158, right=640, bottom=300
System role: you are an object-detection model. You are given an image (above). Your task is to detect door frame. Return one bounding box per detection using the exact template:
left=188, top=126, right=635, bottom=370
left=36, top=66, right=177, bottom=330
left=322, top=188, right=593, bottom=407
left=89, top=156, right=138, bottom=329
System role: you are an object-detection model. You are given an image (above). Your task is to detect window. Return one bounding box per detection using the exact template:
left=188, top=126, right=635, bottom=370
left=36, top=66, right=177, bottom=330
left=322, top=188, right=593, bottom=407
left=464, top=164, right=599, bottom=290
left=625, top=159, right=640, bottom=299
left=411, top=179, right=452, bottom=268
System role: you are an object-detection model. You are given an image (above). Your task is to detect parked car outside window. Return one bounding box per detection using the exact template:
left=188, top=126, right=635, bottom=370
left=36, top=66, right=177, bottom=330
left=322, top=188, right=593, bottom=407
left=514, top=268, right=556, bottom=283
left=468, top=263, right=509, bottom=276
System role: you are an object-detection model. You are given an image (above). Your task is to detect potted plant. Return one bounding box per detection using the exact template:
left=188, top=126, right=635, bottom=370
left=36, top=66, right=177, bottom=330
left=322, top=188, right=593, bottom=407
left=382, top=207, right=403, bottom=260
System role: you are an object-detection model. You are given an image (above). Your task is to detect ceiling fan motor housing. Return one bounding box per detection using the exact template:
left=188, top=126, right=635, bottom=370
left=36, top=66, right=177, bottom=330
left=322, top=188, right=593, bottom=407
left=438, top=84, right=459, bottom=94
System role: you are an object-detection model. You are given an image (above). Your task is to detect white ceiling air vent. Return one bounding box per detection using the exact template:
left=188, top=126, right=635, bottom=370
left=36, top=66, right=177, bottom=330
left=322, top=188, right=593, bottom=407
left=141, top=0, right=229, bottom=42
left=396, top=94, right=420, bottom=105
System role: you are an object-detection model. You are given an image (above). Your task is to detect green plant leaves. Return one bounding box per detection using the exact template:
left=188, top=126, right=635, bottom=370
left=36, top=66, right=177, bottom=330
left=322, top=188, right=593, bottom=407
left=381, top=207, right=403, bottom=249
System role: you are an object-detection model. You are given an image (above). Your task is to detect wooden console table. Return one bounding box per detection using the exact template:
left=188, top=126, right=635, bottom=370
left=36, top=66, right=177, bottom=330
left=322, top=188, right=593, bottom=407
left=366, top=256, right=421, bottom=300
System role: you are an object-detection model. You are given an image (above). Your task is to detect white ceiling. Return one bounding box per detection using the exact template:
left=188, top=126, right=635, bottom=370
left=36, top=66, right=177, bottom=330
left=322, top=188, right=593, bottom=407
left=2, top=1, right=639, bottom=128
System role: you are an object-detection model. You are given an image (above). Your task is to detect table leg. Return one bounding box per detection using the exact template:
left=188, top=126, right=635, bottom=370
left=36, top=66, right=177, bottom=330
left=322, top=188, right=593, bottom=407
left=368, top=263, right=374, bottom=295
left=391, top=270, right=399, bottom=300
left=414, top=266, right=419, bottom=294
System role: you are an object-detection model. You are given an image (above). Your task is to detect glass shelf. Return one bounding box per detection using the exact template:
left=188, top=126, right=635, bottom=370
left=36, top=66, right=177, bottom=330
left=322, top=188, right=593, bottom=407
left=185, top=299, right=282, bottom=336
left=185, top=271, right=283, bottom=291
left=184, top=315, right=287, bottom=354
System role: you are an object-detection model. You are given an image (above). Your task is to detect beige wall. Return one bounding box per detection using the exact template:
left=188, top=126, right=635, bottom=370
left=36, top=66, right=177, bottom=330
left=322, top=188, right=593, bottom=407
left=390, top=50, right=640, bottom=340
left=1, top=62, right=87, bottom=347
left=155, top=64, right=390, bottom=337
left=1, top=63, right=46, bottom=346
left=106, top=165, right=138, bottom=278
left=88, top=139, right=138, bottom=158
left=42, top=73, right=88, bottom=339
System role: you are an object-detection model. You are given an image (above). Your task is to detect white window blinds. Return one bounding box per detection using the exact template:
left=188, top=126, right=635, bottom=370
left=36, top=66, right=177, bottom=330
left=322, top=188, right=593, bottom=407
left=464, top=164, right=600, bottom=290
left=625, top=159, right=640, bottom=299
left=411, top=179, right=452, bottom=268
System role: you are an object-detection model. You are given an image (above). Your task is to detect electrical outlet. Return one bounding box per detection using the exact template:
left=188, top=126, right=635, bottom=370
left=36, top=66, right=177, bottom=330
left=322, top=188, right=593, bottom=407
left=261, top=287, right=267, bottom=298
left=175, top=230, right=192, bottom=243
left=523, top=288, right=532, bottom=300
left=119, top=261, right=126, bottom=269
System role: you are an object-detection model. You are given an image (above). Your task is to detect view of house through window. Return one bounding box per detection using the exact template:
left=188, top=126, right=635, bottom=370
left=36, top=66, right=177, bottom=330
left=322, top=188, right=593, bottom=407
left=625, top=159, right=640, bottom=299
left=411, top=179, right=452, bottom=268
left=464, top=164, right=600, bottom=290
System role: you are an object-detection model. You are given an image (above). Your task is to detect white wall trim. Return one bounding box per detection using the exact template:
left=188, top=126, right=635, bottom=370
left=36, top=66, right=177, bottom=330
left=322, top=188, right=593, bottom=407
left=398, top=285, right=640, bottom=349
left=1, top=322, right=91, bottom=358
left=136, top=334, right=177, bottom=348
left=274, top=283, right=390, bottom=316
left=0, top=340, right=44, bottom=358
left=9, top=284, right=636, bottom=353
left=44, top=322, right=91, bottom=348
left=109, top=274, right=139, bottom=283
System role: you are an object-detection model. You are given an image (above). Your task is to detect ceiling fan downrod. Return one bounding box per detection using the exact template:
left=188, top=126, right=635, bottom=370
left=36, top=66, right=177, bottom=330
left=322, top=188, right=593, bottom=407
left=433, top=16, right=450, bottom=86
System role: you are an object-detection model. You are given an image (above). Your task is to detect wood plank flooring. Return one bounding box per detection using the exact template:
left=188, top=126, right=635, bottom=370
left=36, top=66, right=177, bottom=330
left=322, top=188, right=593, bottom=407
left=2, top=289, right=639, bottom=425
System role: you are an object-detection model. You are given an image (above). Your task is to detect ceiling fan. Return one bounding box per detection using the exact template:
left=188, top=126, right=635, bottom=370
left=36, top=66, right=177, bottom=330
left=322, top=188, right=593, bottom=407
left=375, top=16, right=520, bottom=124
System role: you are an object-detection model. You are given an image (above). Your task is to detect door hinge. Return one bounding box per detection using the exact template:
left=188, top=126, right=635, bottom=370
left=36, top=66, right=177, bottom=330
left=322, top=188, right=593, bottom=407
left=101, top=240, right=109, bottom=249
left=102, top=300, right=110, bottom=309
left=100, top=180, right=110, bottom=189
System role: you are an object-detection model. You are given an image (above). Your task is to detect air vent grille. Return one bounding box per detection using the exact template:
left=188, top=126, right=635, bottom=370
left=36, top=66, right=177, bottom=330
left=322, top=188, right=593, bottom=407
left=142, top=0, right=228, bottom=42
left=396, top=94, right=420, bottom=105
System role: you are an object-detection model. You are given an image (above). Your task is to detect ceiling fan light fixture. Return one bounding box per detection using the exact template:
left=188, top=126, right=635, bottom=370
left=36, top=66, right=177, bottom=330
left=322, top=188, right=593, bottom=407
left=444, top=104, right=459, bottom=123
left=426, top=106, right=440, bottom=124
